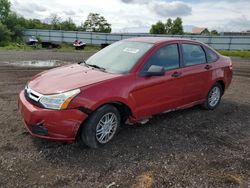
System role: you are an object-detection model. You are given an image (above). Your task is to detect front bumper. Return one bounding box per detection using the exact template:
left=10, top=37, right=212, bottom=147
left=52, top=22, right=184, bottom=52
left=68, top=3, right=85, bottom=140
left=18, top=90, right=88, bottom=141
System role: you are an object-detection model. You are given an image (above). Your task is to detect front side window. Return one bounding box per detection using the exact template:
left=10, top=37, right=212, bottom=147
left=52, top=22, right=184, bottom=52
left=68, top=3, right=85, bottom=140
left=143, top=44, right=180, bottom=71
left=182, top=44, right=206, bottom=66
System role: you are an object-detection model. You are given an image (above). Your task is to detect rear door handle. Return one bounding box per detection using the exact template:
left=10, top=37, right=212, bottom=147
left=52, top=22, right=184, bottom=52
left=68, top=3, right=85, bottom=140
left=205, top=64, right=212, bottom=70
left=172, top=72, right=182, bottom=77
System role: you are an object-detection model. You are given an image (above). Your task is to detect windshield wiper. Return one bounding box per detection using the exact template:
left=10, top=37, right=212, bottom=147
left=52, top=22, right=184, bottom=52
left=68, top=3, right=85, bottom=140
left=79, top=61, right=106, bottom=72
left=78, top=60, right=89, bottom=67
left=87, top=64, right=106, bottom=72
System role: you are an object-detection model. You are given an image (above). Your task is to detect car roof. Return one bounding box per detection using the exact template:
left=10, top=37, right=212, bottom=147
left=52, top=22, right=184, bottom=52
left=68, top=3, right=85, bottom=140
left=125, top=37, right=200, bottom=44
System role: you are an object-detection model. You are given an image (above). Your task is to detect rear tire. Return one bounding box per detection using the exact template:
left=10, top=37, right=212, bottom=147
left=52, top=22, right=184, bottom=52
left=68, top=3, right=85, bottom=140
left=203, top=83, right=222, bottom=110
left=80, top=105, right=120, bottom=148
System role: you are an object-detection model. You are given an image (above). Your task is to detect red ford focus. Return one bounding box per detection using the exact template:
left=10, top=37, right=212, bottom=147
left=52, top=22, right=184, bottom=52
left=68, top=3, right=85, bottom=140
left=18, top=37, right=232, bottom=148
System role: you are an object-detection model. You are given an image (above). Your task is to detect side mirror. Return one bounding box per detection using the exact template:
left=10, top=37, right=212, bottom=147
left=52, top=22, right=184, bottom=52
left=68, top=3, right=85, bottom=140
left=140, top=65, right=165, bottom=77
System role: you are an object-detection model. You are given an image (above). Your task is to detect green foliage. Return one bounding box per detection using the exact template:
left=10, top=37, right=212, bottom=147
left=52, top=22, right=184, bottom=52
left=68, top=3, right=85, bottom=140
left=0, top=42, right=102, bottom=52
left=81, top=13, right=111, bottom=33
left=25, top=19, right=50, bottom=29
left=165, top=18, right=173, bottom=34
left=150, top=21, right=166, bottom=34
left=35, top=34, right=42, bottom=43
left=149, top=17, right=184, bottom=35
left=84, top=45, right=101, bottom=51
left=0, top=0, right=10, bottom=22
left=0, top=0, right=114, bottom=46
left=219, top=50, right=250, bottom=58
left=0, top=0, right=26, bottom=44
left=0, top=42, right=34, bottom=51
left=60, top=18, right=77, bottom=31
left=48, top=14, right=62, bottom=30
left=171, top=17, right=183, bottom=35
left=45, top=43, right=101, bottom=52
left=4, top=12, right=25, bottom=41
left=0, top=22, right=11, bottom=45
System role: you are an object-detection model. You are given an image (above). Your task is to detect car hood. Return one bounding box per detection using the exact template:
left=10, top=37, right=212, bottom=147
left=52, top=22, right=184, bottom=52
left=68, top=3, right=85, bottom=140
left=28, top=64, right=121, bottom=94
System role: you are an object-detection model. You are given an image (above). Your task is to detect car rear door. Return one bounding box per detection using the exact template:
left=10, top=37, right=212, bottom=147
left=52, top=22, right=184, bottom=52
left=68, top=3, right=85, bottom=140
left=180, top=42, right=214, bottom=105
left=130, top=43, right=186, bottom=119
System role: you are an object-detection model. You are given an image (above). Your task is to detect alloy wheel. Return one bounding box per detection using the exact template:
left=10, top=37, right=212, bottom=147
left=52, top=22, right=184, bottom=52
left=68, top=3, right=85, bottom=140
left=96, top=112, right=118, bottom=144
left=208, top=86, right=221, bottom=107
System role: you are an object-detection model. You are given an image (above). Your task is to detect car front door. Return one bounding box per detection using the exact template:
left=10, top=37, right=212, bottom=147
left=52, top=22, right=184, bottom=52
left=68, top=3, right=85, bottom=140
left=130, top=43, right=186, bottom=119
left=180, top=43, right=213, bottom=105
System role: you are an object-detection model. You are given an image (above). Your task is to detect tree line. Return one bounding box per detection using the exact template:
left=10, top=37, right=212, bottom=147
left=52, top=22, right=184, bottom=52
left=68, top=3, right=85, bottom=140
left=0, top=0, right=112, bottom=46
left=0, top=0, right=219, bottom=47
left=150, top=17, right=184, bottom=35
left=149, top=17, right=219, bottom=36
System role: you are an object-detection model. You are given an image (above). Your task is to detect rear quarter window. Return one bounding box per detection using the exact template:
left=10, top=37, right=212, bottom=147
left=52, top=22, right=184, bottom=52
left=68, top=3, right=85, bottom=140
left=204, top=47, right=219, bottom=63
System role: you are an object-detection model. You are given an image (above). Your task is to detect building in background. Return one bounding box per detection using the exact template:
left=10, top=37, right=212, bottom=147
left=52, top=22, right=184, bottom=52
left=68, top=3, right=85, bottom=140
left=192, top=27, right=210, bottom=35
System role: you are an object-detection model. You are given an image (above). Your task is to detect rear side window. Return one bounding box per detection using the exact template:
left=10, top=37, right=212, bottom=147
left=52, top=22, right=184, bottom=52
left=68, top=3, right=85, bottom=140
left=143, top=44, right=180, bottom=71
left=182, top=44, right=206, bottom=66
left=204, top=47, right=219, bottom=63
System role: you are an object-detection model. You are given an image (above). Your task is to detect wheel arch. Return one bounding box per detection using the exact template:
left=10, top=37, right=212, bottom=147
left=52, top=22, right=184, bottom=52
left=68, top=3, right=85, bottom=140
left=215, top=79, right=225, bottom=94
left=78, top=99, right=134, bottom=126
left=95, top=101, right=133, bottom=124
left=75, top=100, right=134, bottom=141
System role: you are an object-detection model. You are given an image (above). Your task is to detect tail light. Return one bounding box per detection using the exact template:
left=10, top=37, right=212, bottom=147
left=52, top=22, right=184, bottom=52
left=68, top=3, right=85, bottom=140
left=229, top=59, right=233, bottom=70
left=225, top=56, right=233, bottom=70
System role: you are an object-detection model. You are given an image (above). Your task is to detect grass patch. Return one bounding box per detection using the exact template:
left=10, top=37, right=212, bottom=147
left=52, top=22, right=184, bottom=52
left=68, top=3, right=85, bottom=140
left=1, top=43, right=249, bottom=57
left=218, top=50, right=250, bottom=58
left=0, top=43, right=37, bottom=50
left=0, top=43, right=101, bottom=52
left=56, top=43, right=101, bottom=52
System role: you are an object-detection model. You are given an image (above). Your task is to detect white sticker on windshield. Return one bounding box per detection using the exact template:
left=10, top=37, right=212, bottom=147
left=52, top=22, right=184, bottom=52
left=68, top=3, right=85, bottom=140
left=123, top=47, right=140, bottom=54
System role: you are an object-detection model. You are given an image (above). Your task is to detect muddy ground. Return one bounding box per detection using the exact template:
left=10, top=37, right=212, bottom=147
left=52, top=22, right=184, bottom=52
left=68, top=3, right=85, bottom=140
left=0, top=50, right=249, bottom=188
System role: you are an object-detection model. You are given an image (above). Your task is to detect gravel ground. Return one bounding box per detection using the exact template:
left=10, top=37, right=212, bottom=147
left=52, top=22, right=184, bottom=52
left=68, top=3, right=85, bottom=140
left=0, top=50, right=249, bottom=188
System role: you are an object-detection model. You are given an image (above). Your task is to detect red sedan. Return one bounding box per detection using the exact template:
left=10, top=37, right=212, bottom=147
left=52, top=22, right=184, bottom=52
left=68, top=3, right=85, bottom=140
left=18, top=37, right=232, bottom=148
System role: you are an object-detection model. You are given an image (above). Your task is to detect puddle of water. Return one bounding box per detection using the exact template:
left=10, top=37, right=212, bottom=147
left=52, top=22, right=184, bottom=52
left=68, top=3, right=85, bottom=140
left=6, top=60, right=70, bottom=67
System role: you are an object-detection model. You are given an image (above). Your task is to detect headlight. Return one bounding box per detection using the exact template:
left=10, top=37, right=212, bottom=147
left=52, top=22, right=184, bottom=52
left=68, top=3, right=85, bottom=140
left=39, top=89, right=80, bottom=110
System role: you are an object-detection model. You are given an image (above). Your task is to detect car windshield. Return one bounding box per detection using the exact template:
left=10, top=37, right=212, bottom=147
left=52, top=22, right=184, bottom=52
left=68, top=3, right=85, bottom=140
left=85, top=41, right=153, bottom=74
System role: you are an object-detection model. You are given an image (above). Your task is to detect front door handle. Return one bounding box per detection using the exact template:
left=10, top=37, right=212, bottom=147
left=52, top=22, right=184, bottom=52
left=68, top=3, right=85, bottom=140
left=205, top=64, right=212, bottom=70
left=172, top=72, right=182, bottom=78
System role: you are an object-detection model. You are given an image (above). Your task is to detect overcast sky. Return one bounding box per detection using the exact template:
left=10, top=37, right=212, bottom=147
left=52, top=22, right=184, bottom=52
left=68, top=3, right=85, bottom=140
left=10, top=0, right=250, bottom=33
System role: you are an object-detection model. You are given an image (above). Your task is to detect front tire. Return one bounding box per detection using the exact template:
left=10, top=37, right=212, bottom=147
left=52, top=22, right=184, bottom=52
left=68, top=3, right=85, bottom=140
left=203, top=83, right=222, bottom=110
left=80, top=105, right=120, bottom=148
